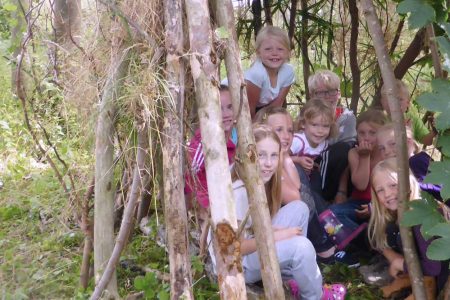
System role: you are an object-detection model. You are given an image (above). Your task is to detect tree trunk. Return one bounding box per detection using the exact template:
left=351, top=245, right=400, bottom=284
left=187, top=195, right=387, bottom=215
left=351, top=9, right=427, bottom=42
left=361, top=1, right=427, bottom=299
left=214, top=0, right=285, bottom=298
left=80, top=177, right=95, bottom=289
left=92, top=117, right=147, bottom=300
left=185, top=0, right=248, bottom=298
left=348, top=0, right=360, bottom=112
left=394, top=28, right=426, bottom=79
left=93, top=46, right=132, bottom=299
left=263, top=0, right=272, bottom=25
left=53, top=0, right=82, bottom=46
left=163, top=0, right=194, bottom=299
left=287, top=0, right=298, bottom=49
left=426, top=24, right=443, bottom=79
left=251, top=0, right=262, bottom=37
left=300, top=0, right=310, bottom=99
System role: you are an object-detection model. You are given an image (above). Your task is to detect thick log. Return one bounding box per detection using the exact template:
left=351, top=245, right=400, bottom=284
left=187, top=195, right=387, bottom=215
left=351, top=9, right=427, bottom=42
left=185, top=0, right=248, bottom=298
left=163, top=0, right=194, bottom=299
left=214, top=0, right=285, bottom=298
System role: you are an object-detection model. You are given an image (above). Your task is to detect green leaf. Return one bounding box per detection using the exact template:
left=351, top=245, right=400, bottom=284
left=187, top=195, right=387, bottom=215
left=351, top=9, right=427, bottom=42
left=437, top=136, right=450, bottom=157
left=134, top=276, right=146, bottom=290
left=416, top=79, right=450, bottom=129
left=397, top=0, right=435, bottom=29
left=436, top=36, right=450, bottom=58
left=428, top=223, right=450, bottom=238
left=401, top=200, right=437, bottom=227
left=423, top=161, right=450, bottom=199
left=427, top=238, right=450, bottom=260
left=158, top=290, right=170, bottom=300
left=442, top=23, right=450, bottom=37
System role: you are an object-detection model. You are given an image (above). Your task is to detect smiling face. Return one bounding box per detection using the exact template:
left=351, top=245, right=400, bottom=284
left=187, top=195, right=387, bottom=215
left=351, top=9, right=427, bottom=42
left=220, top=90, right=234, bottom=135
left=256, top=137, right=280, bottom=183
left=372, top=170, right=399, bottom=211
left=266, top=113, right=293, bottom=152
left=303, top=115, right=331, bottom=147
left=257, top=36, right=289, bottom=71
left=357, top=121, right=379, bottom=146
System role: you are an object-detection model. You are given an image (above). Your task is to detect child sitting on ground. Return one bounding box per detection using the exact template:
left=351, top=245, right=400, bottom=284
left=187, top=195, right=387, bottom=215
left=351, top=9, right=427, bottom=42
left=255, top=106, right=360, bottom=268
left=329, top=109, right=387, bottom=231
left=290, top=99, right=336, bottom=178
left=376, top=123, right=444, bottom=202
left=368, top=158, right=447, bottom=299
left=209, top=124, right=347, bottom=300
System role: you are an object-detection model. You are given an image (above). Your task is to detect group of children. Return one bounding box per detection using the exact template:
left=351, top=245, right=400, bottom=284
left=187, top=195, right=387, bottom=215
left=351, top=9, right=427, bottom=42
left=185, top=25, right=448, bottom=300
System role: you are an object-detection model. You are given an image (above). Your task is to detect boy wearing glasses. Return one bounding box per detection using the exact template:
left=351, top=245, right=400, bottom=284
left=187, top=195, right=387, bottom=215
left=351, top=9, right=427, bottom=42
left=307, top=70, right=357, bottom=204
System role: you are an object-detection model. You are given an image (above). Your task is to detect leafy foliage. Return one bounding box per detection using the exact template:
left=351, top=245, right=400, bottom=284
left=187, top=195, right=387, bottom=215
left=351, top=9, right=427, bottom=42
left=397, top=0, right=435, bottom=29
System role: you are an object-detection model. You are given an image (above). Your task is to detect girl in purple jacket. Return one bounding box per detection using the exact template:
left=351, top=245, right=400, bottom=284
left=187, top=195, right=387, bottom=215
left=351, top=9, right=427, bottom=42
left=368, top=158, right=447, bottom=298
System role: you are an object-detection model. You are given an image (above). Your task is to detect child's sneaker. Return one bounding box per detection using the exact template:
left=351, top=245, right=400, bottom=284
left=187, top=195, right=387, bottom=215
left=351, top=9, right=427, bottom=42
left=317, top=250, right=360, bottom=268
left=321, top=283, right=347, bottom=300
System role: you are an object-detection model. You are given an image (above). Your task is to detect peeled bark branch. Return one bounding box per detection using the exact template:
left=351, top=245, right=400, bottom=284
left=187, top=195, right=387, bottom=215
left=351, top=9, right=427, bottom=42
left=163, top=0, right=193, bottom=298
left=361, top=1, right=427, bottom=299
left=92, top=47, right=132, bottom=299
left=91, top=119, right=148, bottom=300
left=215, top=0, right=285, bottom=298
left=185, top=0, right=248, bottom=298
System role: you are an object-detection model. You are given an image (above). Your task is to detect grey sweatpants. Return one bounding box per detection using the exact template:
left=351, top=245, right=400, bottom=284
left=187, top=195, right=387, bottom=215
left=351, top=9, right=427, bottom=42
left=243, top=200, right=323, bottom=300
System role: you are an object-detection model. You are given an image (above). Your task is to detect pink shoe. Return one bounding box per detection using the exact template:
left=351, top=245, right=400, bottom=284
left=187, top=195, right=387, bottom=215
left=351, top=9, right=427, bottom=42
left=321, top=283, right=347, bottom=300
left=286, top=279, right=299, bottom=298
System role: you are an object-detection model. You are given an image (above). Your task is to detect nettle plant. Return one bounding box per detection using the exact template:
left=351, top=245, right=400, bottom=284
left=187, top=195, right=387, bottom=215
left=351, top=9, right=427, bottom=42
left=397, top=0, right=450, bottom=263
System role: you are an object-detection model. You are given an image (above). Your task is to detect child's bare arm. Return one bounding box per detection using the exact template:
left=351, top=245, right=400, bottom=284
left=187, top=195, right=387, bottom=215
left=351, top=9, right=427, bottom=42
left=334, top=167, right=349, bottom=203
left=268, top=85, right=291, bottom=108
left=246, top=81, right=261, bottom=119
left=349, top=147, right=371, bottom=191
left=283, top=155, right=301, bottom=190
left=291, top=155, right=314, bottom=172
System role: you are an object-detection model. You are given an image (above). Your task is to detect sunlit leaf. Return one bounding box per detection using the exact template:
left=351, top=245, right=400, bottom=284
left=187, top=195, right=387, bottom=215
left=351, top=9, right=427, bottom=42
left=427, top=238, right=450, bottom=260
left=437, top=136, right=450, bottom=157
left=397, top=0, right=435, bottom=29
left=423, top=161, right=450, bottom=199
left=428, top=223, right=450, bottom=238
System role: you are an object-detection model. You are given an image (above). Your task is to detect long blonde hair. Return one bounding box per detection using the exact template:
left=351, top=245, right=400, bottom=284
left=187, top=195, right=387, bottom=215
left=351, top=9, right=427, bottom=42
left=368, top=158, right=421, bottom=250
left=232, top=124, right=282, bottom=217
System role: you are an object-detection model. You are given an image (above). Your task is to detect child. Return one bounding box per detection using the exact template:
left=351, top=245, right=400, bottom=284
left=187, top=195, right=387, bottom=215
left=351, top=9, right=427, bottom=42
left=221, top=124, right=346, bottom=300
left=245, top=26, right=295, bottom=119
left=329, top=109, right=387, bottom=231
left=185, top=86, right=235, bottom=215
left=290, top=99, right=336, bottom=177
left=255, top=107, right=360, bottom=267
left=307, top=70, right=357, bottom=202
left=376, top=123, right=443, bottom=202
left=380, top=79, right=437, bottom=146
left=368, top=158, right=447, bottom=298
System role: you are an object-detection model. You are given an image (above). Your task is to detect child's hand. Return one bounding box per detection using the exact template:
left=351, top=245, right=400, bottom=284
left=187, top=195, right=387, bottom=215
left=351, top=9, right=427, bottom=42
left=355, top=141, right=372, bottom=156
left=273, top=226, right=303, bottom=241
left=355, top=204, right=370, bottom=219
left=389, top=257, right=405, bottom=278
left=298, top=156, right=314, bottom=172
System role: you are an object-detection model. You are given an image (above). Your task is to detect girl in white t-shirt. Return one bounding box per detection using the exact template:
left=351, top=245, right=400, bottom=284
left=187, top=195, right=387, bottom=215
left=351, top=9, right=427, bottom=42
left=291, top=99, right=336, bottom=176
left=245, top=26, right=295, bottom=119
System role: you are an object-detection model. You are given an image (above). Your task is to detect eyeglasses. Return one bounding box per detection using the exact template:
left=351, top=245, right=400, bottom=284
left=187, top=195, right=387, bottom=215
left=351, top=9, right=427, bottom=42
left=314, top=89, right=340, bottom=97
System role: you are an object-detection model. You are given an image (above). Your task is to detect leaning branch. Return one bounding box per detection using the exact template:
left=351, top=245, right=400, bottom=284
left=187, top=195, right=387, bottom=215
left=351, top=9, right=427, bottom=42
left=361, top=1, right=427, bottom=299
